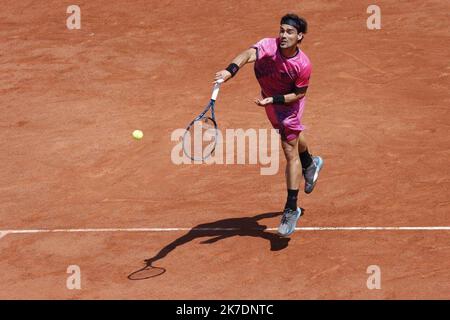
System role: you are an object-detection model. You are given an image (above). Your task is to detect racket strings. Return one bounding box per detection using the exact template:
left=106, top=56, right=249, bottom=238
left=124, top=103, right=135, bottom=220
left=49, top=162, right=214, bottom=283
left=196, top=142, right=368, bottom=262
left=184, top=115, right=218, bottom=161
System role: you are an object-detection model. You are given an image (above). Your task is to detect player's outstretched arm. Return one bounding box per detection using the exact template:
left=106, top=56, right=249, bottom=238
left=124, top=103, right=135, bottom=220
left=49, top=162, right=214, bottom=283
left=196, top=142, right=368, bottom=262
left=214, top=48, right=257, bottom=83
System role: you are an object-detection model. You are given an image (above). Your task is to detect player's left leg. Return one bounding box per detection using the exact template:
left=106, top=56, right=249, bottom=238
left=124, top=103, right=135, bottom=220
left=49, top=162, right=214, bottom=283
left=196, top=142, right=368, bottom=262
left=298, top=132, right=324, bottom=194
left=277, top=136, right=303, bottom=237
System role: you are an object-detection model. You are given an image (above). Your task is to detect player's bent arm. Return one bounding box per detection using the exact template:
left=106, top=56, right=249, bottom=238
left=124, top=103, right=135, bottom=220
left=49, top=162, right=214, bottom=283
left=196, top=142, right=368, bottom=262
left=273, top=86, right=308, bottom=104
left=282, top=92, right=305, bottom=104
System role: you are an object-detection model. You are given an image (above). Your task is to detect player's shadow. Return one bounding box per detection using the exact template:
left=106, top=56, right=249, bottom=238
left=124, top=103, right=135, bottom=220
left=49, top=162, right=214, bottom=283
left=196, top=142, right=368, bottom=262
left=128, top=211, right=291, bottom=280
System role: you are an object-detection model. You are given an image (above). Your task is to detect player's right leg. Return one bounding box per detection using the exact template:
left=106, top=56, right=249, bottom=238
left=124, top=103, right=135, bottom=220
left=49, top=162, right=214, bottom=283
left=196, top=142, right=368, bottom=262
left=277, top=136, right=303, bottom=237
left=263, top=105, right=305, bottom=236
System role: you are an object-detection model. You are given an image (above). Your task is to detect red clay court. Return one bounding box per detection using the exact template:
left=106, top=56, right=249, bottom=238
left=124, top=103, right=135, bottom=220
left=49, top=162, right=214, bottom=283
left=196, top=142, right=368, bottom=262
left=1, top=0, right=449, bottom=299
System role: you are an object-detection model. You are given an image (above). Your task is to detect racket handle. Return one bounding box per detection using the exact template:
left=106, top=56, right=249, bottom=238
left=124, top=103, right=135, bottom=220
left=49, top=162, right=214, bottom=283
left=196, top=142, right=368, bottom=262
left=211, top=79, right=224, bottom=101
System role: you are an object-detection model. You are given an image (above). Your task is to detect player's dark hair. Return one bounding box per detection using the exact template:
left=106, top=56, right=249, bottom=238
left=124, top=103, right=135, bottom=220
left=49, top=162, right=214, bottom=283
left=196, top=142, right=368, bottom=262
left=280, top=13, right=307, bottom=43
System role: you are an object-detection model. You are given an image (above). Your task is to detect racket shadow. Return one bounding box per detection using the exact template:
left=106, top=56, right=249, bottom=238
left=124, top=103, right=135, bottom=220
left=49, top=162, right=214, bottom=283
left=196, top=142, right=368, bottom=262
left=128, top=265, right=166, bottom=280
left=128, top=211, right=292, bottom=280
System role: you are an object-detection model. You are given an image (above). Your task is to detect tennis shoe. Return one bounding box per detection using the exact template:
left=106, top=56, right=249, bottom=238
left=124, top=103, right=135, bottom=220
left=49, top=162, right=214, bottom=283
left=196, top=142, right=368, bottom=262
left=303, top=156, right=324, bottom=194
left=277, top=207, right=302, bottom=237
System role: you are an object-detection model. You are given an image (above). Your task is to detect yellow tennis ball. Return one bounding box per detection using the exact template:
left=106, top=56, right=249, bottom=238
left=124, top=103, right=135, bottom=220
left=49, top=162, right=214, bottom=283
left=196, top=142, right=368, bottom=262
left=132, top=130, right=143, bottom=140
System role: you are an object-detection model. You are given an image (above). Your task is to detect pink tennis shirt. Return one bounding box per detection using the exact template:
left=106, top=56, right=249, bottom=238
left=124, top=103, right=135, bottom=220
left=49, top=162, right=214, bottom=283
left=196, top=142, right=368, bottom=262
left=252, top=37, right=312, bottom=141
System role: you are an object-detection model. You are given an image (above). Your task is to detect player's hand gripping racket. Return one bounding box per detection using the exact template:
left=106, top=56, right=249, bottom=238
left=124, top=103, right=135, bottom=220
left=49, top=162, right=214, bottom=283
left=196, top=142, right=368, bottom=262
left=182, top=79, right=224, bottom=161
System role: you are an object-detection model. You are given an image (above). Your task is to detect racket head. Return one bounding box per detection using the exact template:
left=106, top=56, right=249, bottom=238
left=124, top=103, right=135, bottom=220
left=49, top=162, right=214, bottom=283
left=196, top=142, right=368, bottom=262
left=182, top=110, right=218, bottom=162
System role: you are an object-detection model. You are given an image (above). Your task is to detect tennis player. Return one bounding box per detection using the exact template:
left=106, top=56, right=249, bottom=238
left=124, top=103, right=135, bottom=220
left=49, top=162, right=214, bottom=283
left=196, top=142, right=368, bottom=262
left=214, top=13, right=324, bottom=237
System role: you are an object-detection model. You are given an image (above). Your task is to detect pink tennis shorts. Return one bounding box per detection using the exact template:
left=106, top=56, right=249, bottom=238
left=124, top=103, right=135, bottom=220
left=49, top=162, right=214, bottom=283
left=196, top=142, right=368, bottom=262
left=264, top=101, right=305, bottom=142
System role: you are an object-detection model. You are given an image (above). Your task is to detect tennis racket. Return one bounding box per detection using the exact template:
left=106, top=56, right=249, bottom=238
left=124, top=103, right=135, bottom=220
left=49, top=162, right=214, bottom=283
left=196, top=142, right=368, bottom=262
left=182, top=79, right=224, bottom=161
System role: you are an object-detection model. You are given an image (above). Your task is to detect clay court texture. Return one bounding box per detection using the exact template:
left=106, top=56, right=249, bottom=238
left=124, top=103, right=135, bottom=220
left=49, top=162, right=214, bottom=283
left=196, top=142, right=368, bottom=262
left=1, top=0, right=449, bottom=299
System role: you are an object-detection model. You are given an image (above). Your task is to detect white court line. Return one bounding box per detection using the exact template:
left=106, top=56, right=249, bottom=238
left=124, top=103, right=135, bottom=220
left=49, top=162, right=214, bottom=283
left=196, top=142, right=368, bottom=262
left=0, top=226, right=450, bottom=240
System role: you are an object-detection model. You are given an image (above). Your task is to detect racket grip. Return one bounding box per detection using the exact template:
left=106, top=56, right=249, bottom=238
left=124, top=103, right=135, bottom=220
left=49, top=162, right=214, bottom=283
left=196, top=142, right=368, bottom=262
left=211, top=79, right=224, bottom=101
